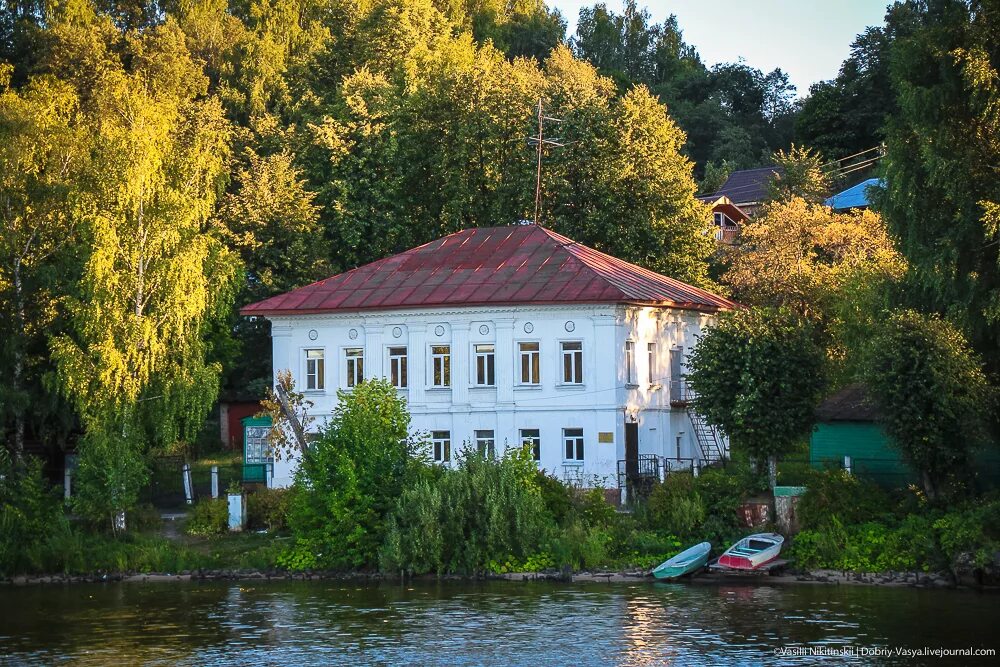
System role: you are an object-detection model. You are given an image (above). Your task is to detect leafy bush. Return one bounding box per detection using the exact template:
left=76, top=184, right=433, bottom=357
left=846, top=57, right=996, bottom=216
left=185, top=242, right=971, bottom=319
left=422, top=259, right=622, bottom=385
left=933, top=498, right=1000, bottom=569
left=578, top=487, right=616, bottom=527
left=379, top=447, right=555, bottom=575
left=537, top=471, right=573, bottom=525
left=797, top=469, right=890, bottom=530
left=647, top=473, right=705, bottom=536
left=247, top=488, right=291, bottom=532
left=186, top=499, right=228, bottom=536
left=0, top=458, right=72, bottom=574
left=287, top=380, right=417, bottom=570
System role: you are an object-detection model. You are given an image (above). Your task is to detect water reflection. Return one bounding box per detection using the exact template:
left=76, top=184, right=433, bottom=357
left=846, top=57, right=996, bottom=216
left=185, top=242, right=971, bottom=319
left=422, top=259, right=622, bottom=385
left=0, top=580, right=997, bottom=665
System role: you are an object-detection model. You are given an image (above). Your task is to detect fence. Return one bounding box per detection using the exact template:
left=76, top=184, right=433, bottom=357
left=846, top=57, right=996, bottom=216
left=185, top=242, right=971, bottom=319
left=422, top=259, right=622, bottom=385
left=143, top=458, right=261, bottom=510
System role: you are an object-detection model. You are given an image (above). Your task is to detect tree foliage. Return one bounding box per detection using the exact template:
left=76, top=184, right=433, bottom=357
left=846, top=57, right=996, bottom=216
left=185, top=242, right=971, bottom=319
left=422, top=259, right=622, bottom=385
left=686, top=307, right=827, bottom=465
left=860, top=310, right=992, bottom=500
left=878, top=0, right=1000, bottom=374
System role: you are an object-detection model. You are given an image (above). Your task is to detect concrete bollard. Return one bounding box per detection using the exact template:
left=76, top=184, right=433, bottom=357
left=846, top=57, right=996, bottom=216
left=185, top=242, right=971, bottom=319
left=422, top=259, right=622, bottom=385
left=228, top=492, right=245, bottom=531
left=210, top=465, right=219, bottom=499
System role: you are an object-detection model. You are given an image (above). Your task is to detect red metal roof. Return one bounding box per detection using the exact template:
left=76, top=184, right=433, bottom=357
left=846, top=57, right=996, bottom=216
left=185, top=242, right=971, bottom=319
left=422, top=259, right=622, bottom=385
left=240, top=225, right=737, bottom=316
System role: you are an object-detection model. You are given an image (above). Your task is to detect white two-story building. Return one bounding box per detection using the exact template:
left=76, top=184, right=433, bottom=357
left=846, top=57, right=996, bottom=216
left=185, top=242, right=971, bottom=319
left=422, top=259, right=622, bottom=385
left=241, top=224, right=736, bottom=491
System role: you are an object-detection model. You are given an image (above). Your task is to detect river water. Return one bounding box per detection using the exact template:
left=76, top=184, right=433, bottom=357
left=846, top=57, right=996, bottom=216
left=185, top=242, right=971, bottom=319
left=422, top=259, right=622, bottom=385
left=0, top=579, right=997, bottom=665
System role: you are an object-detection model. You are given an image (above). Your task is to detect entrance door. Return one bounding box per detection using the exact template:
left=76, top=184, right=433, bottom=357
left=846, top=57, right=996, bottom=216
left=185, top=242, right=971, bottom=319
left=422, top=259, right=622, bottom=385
left=625, top=422, right=639, bottom=487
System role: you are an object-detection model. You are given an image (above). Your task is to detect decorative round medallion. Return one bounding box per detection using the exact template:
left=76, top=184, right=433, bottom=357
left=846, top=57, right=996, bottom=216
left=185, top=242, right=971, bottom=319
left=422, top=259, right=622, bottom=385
left=308, top=329, right=318, bottom=341
left=523, top=322, right=534, bottom=334
left=564, top=321, right=575, bottom=333
left=479, top=324, right=489, bottom=335
left=392, top=326, right=403, bottom=339
left=434, top=325, right=445, bottom=337
left=348, top=328, right=358, bottom=340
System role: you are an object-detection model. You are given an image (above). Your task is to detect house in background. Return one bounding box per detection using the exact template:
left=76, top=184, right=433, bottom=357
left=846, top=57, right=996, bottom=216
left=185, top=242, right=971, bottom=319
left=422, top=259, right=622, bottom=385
left=697, top=166, right=782, bottom=243
left=824, top=177, right=883, bottom=212
left=241, top=224, right=737, bottom=494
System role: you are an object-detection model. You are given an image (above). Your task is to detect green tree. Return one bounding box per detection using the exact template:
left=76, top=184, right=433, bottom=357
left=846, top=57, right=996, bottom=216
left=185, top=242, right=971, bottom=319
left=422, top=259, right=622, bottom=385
left=286, top=379, right=418, bottom=570
left=0, top=75, right=85, bottom=460
left=767, top=145, right=831, bottom=204
left=860, top=310, right=992, bottom=500
left=686, top=307, right=827, bottom=485
left=46, top=16, right=238, bottom=527
left=879, top=0, right=1000, bottom=373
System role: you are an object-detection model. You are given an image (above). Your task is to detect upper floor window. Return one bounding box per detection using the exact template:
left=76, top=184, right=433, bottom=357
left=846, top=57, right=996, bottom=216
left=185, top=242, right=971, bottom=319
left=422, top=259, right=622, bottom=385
left=475, top=430, right=496, bottom=458
left=521, top=428, right=541, bottom=462
left=519, top=342, right=540, bottom=385
left=305, top=349, right=324, bottom=390
left=431, top=345, right=451, bottom=387
left=563, top=428, right=584, bottom=462
left=432, top=430, right=451, bottom=463
left=474, top=344, right=495, bottom=386
left=648, top=342, right=657, bottom=385
left=345, top=348, right=364, bottom=388
left=388, top=346, right=407, bottom=388
left=561, top=341, right=583, bottom=384
left=625, top=341, right=636, bottom=385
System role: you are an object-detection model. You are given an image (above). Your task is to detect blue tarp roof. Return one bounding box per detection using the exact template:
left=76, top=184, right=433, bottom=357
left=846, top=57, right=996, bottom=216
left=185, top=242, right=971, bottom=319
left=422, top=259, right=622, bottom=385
left=825, top=178, right=883, bottom=210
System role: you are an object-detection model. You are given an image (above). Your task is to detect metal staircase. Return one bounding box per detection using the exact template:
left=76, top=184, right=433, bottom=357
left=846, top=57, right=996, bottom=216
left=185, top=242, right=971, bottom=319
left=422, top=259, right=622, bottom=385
left=687, top=409, right=727, bottom=465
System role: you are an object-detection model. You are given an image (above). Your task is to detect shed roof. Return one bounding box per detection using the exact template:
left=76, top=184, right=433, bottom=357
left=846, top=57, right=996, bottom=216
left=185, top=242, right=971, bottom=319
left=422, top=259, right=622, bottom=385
left=816, top=384, right=881, bottom=422
left=824, top=178, right=883, bottom=210
left=241, top=225, right=738, bottom=317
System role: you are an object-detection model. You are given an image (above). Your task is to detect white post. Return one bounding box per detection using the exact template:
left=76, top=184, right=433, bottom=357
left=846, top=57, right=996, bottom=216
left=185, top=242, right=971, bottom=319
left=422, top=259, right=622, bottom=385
left=843, top=455, right=853, bottom=475
left=210, top=465, right=219, bottom=499
left=183, top=463, right=193, bottom=504
left=64, top=467, right=72, bottom=501
left=692, top=459, right=701, bottom=477
left=266, top=461, right=274, bottom=489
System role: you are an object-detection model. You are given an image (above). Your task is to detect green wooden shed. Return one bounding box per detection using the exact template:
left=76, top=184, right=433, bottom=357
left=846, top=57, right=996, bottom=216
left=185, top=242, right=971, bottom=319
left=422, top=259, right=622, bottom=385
left=811, top=384, right=1000, bottom=489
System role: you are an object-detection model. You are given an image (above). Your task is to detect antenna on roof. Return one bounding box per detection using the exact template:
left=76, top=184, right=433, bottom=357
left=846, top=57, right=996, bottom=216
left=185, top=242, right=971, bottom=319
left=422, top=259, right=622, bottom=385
left=527, top=98, right=566, bottom=225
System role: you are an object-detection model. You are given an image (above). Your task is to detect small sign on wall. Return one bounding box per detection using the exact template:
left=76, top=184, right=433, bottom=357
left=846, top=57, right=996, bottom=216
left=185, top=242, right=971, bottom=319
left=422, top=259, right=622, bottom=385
left=598, top=432, right=614, bottom=444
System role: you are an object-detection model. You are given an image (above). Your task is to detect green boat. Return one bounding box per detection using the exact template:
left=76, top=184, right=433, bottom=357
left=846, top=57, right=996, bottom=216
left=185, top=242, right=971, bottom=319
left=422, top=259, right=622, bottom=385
left=651, top=542, right=712, bottom=579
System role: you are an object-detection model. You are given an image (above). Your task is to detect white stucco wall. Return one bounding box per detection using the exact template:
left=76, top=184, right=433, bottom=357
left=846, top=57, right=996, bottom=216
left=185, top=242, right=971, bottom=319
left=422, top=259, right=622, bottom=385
left=263, top=303, right=721, bottom=488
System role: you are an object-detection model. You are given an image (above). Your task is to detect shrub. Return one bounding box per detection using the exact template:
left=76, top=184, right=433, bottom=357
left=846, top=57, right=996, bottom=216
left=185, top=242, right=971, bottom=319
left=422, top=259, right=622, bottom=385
left=186, top=498, right=228, bottom=536
left=536, top=471, right=573, bottom=526
left=647, top=473, right=705, bottom=536
left=578, top=487, right=616, bottom=527
left=0, top=458, right=72, bottom=574
left=797, top=469, right=890, bottom=530
left=247, top=488, right=291, bottom=532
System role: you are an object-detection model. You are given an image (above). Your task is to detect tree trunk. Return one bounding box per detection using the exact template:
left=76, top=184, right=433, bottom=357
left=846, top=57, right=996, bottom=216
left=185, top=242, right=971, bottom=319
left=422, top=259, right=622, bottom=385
left=11, top=256, right=26, bottom=462
left=922, top=470, right=937, bottom=502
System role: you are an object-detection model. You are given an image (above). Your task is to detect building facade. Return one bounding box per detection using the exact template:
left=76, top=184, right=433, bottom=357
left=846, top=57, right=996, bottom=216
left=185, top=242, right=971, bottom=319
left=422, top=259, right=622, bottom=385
left=242, top=225, right=737, bottom=490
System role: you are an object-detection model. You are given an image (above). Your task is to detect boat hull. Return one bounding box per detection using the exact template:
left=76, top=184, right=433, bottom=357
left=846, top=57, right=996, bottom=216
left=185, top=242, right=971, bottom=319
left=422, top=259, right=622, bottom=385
left=652, top=542, right=711, bottom=579
left=717, top=533, right=784, bottom=570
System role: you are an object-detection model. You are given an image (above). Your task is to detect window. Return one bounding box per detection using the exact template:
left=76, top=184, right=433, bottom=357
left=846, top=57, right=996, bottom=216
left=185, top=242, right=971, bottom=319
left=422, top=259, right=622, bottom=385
left=563, top=428, right=584, bottom=462
left=519, top=342, right=540, bottom=384
left=648, top=343, right=657, bottom=385
left=520, top=429, right=541, bottom=462
left=625, top=341, right=636, bottom=385
left=305, top=349, right=325, bottom=390
left=345, top=348, right=364, bottom=388
left=561, top=341, right=583, bottom=384
left=475, top=430, right=496, bottom=458
left=474, top=344, right=495, bottom=386
left=713, top=211, right=724, bottom=226
left=432, top=430, right=451, bottom=463
left=431, top=345, right=451, bottom=387
left=388, top=347, right=407, bottom=388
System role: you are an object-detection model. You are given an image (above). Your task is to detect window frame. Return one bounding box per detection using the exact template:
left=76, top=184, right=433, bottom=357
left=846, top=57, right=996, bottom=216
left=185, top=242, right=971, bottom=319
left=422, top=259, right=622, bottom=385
left=304, top=348, right=325, bottom=391
left=388, top=346, right=408, bottom=389
left=473, top=343, right=496, bottom=387
left=430, top=344, right=451, bottom=388
left=344, top=347, right=364, bottom=388
left=625, top=340, right=636, bottom=386
left=475, top=429, right=496, bottom=458
left=517, top=341, right=541, bottom=386
left=560, top=340, right=584, bottom=385
left=520, top=428, right=541, bottom=462
left=432, top=430, right=451, bottom=464
left=647, top=342, right=657, bottom=386
left=563, top=428, right=585, bottom=463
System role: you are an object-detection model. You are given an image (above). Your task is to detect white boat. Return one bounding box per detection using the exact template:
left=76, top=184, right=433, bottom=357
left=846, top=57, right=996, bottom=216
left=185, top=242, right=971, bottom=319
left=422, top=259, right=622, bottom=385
left=717, top=533, right=784, bottom=570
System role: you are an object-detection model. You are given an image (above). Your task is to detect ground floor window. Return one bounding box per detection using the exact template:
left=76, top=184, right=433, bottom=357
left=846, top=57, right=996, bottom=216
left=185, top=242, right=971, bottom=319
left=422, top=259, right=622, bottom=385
left=475, top=429, right=496, bottom=458
left=563, top=428, right=584, bottom=461
left=520, top=428, right=541, bottom=461
left=432, top=430, right=451, bottom=463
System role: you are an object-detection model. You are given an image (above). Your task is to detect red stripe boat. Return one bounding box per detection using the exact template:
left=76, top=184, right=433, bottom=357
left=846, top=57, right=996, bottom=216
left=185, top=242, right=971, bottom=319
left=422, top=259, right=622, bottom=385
left=717, top=533, right=785, bottom=570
